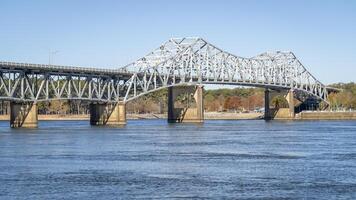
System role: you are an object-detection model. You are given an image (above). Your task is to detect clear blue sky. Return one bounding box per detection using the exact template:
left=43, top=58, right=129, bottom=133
left=0, top=0, right=355, bottom=84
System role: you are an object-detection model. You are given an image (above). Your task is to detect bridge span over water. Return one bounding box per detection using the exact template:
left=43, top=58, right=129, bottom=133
left=0, top=37, right=335, bottom=128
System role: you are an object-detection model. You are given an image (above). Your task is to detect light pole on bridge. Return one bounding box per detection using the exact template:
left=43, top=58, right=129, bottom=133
left=48, top=50, right=59, bottom=65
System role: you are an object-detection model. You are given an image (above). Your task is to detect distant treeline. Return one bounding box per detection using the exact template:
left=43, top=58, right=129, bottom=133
left=328, top=82, right=356, bottom=110
left=127, top=87, right=266, bottom=113
left=1, top=82, right=355, bottom=114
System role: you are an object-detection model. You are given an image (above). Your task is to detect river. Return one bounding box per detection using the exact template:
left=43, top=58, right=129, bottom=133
left=0, top=120, right=356, bottom=199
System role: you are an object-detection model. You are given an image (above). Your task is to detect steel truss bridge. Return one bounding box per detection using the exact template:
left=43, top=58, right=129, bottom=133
left=0, top=37, right=331, bottom=104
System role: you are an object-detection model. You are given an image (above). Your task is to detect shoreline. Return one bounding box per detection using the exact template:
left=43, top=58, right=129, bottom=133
left=0, top=112, right=263, bottom=121
left=1, top=111, right=356, bottom=121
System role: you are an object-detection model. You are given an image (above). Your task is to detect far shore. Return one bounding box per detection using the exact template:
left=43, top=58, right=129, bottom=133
left=2, top=111, right=356, bottom=121
left=0, top=112, right=263, bottom=121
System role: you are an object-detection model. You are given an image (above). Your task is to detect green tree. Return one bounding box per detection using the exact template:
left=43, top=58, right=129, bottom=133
left=271, top=95, right=288, bottom=108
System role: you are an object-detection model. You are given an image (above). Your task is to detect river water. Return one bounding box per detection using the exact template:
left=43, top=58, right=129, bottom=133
left=0, top=120, right=356, bottom=199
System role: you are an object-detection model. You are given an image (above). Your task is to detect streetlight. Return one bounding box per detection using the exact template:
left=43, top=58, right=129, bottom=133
left=48, top=50, right=59, bottom=65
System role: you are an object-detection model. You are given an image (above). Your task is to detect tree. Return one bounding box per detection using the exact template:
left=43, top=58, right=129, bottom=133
left=271, top=95, right=288, bottom=108
left=328, top=82, right=356, bottom=110
left=224, top=96, right=241, bottom=111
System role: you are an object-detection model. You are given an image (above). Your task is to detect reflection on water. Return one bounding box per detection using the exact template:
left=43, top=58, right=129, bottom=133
left=0, top=120, right=356, bottom=199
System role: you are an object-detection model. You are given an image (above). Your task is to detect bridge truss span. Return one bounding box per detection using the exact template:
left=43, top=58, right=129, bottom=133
left=0, top=37, right=335, bottom=127
left=123, top=37, right=329, bottom=103
left=0, top=37, right=330, bottom=104
left=0, top=64, right=132, bottom=103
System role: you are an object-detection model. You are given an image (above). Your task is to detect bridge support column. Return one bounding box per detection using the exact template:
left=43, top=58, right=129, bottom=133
left=264, top=89, right=271, bottom=120
left=168, top=85, right=204, bottom=123
left=90, top=102, right=126, bottom=126
left=286, top=89, right=295, bottom=118
left=10, top=102, right=38, bottom=128
left=118, top=102, right=127, bottom=125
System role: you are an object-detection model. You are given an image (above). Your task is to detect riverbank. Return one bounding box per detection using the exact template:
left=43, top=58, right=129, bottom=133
left=298, top=111, right=356, bottom=120
left=0, top=112, right=263, bottom=121
left=1, top=111, right=355, bottom=121
left=0, top=114, right=90, bottom=121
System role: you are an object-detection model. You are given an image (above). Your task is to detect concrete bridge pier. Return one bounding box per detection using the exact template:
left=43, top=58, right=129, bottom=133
left=168, top=85, right=204, bottom=123
left=286, top=89, right=295, bottom=118
left=90, top=102, right=126, bottom=126
left=10, top=102, right=38, bottom=128
left=264, top=89, right=271, bottom=120
left=265, top=89, right=296, bottom=120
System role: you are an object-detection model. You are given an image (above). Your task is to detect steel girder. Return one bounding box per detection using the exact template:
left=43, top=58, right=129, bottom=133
left=123, top=37, right=329, bottom=103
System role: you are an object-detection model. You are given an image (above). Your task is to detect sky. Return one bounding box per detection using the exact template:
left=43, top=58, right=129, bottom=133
left=0, top=0, right=355, bottom=84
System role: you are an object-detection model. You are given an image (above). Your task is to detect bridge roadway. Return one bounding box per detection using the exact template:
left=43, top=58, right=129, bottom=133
left=0, top=61, right=133, bottom=79
left=0, top=37, right=337, bottom=128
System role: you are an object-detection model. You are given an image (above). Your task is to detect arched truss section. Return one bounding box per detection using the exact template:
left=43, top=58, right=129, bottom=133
left=123, top=37, right=328, bottom=103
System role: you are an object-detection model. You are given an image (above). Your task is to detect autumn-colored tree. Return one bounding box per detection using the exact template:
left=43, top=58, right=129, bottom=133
left=224, top=96, right=241, bottom=111
left=248, top=93, right=264, bottom=110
